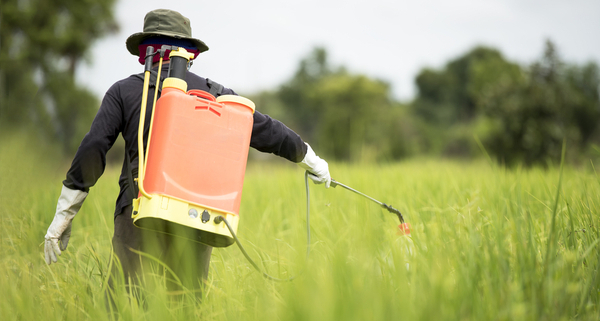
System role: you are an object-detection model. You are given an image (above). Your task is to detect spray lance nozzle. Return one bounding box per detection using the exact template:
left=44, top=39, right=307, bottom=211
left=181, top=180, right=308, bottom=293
left=381, top=203, right=404, bottom=223
left=330, top=178, right=411, bottom=235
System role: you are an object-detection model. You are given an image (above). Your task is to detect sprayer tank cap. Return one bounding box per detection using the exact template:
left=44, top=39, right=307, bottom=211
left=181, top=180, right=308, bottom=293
left=216, top=95, right=256, bottom=114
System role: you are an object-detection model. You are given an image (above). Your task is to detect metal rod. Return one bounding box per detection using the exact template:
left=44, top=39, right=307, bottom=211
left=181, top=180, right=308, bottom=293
left=331, top=179, right=384, bottom=206
left=330, top=178, right=405, bottom=223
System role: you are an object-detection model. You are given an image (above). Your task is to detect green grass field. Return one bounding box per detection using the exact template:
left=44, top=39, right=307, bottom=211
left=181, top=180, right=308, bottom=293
left=1, top=132, right=599, bottom=320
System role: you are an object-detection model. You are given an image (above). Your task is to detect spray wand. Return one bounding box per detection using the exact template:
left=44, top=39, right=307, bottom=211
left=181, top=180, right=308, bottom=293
left=330, top=178, right=411, bottom=235
left=215, top=173, right=410, bottom=282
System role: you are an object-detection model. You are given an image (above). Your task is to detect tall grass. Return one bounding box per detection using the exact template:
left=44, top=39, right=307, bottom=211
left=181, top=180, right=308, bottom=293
left=1, top=132, right=599, bottom=320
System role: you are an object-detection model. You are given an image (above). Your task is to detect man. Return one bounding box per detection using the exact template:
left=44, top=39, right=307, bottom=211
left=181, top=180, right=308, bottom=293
left=44, top=9, right=330, bottom=294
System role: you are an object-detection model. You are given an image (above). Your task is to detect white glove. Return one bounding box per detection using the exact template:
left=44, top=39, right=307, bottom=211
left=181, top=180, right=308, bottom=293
left=298, top=143, right=331, bottom=188
left=44, top=185, right=88, bottom=265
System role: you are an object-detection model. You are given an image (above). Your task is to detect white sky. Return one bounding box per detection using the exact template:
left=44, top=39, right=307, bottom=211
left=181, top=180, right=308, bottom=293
left=76, top=0, right=600, bottom=101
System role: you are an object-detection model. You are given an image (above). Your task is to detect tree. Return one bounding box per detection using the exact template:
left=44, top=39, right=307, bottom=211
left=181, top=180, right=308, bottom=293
left=0, top=0, right=118, bottom=152
left=411, top=41, right=600, bottom=165
left=480, top=40, right=600, bottom=165
left=273, top=47, right=405, bottom=162
left=309, top=72, right=398, bottom=161
left=412, top=46, right=525, bottom=157
left=563, top=62, right=600, bottom=145
left=413, top=46, right=524, bottom=126
left=277, top=47, right=335, bottom=142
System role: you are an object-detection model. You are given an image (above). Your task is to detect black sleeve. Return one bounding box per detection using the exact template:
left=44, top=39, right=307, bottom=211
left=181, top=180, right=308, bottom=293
left=63, top=85, right=123, bottom=192
left=250, top=111, right=307, bottom=163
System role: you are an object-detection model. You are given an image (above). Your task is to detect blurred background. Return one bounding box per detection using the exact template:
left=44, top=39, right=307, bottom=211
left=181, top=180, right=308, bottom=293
left=1, top=0, right=599, bottom=166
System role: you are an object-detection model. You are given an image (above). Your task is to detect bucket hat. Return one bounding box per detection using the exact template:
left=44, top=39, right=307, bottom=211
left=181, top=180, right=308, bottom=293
left=126, top=9, right=209, bottom=56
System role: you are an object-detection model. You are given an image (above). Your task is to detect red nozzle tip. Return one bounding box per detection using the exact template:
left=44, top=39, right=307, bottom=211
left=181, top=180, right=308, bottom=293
left=398, top=223, right=411, bottom=235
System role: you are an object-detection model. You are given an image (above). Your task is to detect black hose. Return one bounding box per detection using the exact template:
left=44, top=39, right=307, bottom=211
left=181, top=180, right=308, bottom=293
left=215, top=171, right=311, bottom=282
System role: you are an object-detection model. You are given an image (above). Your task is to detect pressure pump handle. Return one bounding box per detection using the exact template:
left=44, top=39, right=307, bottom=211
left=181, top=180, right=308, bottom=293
left=144, top=46, right=154, bottom=72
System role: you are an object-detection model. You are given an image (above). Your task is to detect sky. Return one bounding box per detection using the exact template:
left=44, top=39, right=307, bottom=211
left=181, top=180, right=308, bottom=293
left=76, top=0, right=600, bottom=102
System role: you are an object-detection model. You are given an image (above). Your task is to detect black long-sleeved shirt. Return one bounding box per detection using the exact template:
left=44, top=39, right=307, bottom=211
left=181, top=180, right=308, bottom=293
left=63, top=65, right=307, bottom=216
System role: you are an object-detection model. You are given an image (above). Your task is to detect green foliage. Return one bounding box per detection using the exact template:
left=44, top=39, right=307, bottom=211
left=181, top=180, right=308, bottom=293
left=276, top=47, right=338, bottom=142
left=412, top=46, right=527, bottom=159
left=308, top=73, right=393, bottom=161
left=480, top=41, right=600, bottom=166
left=413, top=41, right=600, bottom=165
left=414, top=47, right=524, bottom=125
left=257, top=43, right=600, bottom=165
left=252, top=47, right=418, bottom=162
left=0, top=0, right=118, bottom=153
left=3, top=132, right=600, bottom=320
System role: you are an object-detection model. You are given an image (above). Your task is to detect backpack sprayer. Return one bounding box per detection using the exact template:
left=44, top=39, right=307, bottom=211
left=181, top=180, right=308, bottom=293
left=132, top=45, right=256, bottom=247
left=131, top=45, right=410, bottom=280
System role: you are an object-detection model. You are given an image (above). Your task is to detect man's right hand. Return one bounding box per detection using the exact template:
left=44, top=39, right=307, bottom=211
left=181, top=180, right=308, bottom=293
left=298, top=143, right=331, bottom=188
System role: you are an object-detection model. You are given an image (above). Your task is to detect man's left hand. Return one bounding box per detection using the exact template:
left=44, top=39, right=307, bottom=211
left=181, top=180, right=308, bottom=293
left=44, top=185, right=87, bottom=265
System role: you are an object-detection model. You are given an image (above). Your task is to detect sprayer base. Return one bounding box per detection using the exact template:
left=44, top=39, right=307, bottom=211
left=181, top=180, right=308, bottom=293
left=131, top=195, right=238, bottom=247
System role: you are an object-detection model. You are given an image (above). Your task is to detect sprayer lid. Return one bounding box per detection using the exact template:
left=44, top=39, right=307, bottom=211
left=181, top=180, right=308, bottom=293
left=216, top=95, right=256, bottom=113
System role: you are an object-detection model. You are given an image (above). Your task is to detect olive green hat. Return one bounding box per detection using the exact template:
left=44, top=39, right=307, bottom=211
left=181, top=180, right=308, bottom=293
left=126, top=9, right=209, bottom=56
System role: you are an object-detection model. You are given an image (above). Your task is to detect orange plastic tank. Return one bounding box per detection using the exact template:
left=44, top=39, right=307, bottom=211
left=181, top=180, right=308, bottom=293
left=145, top=87, right=254, bottom=212
left=133, top=83, right=255, bottom=247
